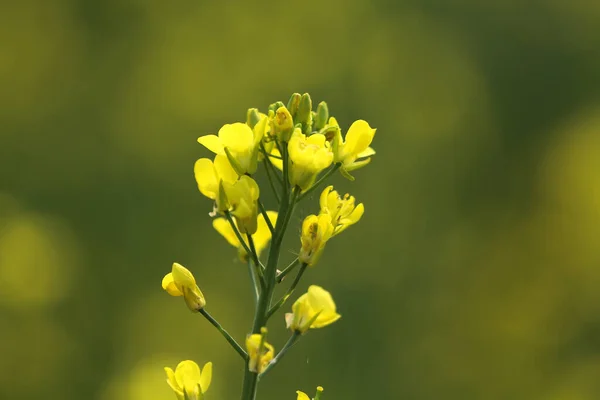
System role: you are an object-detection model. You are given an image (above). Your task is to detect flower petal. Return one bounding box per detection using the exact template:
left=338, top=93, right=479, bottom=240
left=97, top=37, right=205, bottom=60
left=172, top=263, right=197, bottom=288
left=162, top=273, right=183, bottom=296
left=213, top=154, right=239, bottom=182
left=219, top=123, right=254, bottom=153
left=197, top=134, right=225, bottom=155
left=297, top=391, right=311, bottom=400
left=165, top=367, right=182, bottom=394
left=194, top=158, right=218, bottom=199
left=213, top=218, right=241, bottom=248
left=344, top=120, right=376, bottom=156
left=175, top=360, right=201, bottom=397
left=199, top=362, right=212, bottom=393
left=357, top=146, right=376, bottom=158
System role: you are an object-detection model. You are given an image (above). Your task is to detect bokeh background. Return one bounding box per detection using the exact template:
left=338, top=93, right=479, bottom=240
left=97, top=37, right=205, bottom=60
left=1, top=1, right=600, bottom=399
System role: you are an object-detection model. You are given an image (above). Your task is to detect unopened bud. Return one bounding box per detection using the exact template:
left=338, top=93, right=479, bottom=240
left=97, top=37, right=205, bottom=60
left=314, top=101, right=329, bottom=131
left=286, top=93, right=301, bottom=119
left=296, top=93, right=313, bottom=133
left=246, top=108, right=261, bottom=129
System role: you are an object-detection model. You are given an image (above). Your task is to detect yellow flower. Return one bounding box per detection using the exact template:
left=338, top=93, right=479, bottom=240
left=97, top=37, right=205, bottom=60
left=221, top=175, right=260, bottom=234
left=288, top=129, right=333, bottom=191
left=197, top=118, right=267, bottom=175
left=329, top=117, right=376, bottom=172
left=285, top=285, right=341, bottom=333
left=164, top=360, right=212, bottom=400
left=194, top=154, right=238, bottom=212
left=213, top=211, right=277, bottom=262
left=319, top=185, right=364, bottom=235
left=246, top=332, right=275, bottom=373
left=299, top=214, right=334, bottom=266
left=162, top=263, right=206, bottom=312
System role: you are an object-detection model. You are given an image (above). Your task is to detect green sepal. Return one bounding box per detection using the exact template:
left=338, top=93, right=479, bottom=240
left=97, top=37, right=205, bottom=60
left=217, top=180, right=230, bottom=212
left=248, top=116, right=268, bottom=174
left=224, top=146, right=246, bottom=176
left=287, top=93, right=301, bottom=119
left=268, top=101, right=285, bottom=114
left=314, top=101, right=329, bottom=131
left=339, top=166, right=355, bottom=181
left=183, top=388, right=191, bottom=400
left=344, top=158, right=371, bottom=172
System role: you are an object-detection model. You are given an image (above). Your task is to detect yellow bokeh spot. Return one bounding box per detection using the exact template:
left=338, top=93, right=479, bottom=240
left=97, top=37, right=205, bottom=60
left=0, top=208, right=79, bottom=308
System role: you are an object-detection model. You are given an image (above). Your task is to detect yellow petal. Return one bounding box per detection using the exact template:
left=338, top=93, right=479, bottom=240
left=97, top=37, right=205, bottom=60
left=269, top=148, right=283, bottom=171
left=297, top=391, right=311, bottom=400
left=219, top=123, right=254, bottom=153
left=199, top=362, right=212, bottom=393
left=213, top=154, right=238, bottom=183
left=306, top=285, right=341, bottom=328
left=319, top=185, right=334, bottom=211
left=197, top=134, right=225, bottom=155
left=344, top=157, right=371, bottom=172
left=212, top=218, right=241, bottom=248
left=194, top=158, right=218, bottom=199
left=344, top=120, right=376, bottom=156
left=357, top=146, right=376, bottom=158
left=165, top=367, right=183, bottom=395
left=347, top=202, right=364, bottom=224
left=175, top=360, right=201, bottom=397
left=253, top=211, right=277, bottom=256
left=162, top=273, right=183, bottom=296
left=172, top=263, right=197, bottom=288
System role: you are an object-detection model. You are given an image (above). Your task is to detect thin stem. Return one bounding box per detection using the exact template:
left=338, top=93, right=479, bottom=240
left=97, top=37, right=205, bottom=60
left=200, top=309, right=248, bottom=360
left=246, top=234, right=266, bottom=289
left=267, top=263, right=307, bottom=319
left=298, top=163, right=341, bottom=202
left=262, top=160, right=281, bottom=204
left=258, top=200, right=275, bottom=236
left=276, top=257, right=299, bottom=283
left=258, top=332, right=301, bottom=379
left=247, top=260, right=259, bottom=304
left=224, top=212, right=253, bottom=259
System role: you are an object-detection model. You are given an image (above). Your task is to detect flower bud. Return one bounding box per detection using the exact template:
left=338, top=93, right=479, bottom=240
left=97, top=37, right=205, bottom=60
left=273, top=106, right=294, bottom=142
left=296, top=93, right=313, bottom=134
left=313, top=102, right=329, bottom=131
left=162, top=263, right=206, bottom=312
left=286, top=92, right=301, bottom=119
left=246, top=108, right=261, bottom=129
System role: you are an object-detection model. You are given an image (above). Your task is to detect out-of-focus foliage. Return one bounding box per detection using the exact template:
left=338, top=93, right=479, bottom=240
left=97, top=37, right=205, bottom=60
left=1, top=1, right=599, bottom=399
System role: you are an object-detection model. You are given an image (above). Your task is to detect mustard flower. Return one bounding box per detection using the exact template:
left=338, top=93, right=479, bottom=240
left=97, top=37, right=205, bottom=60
left=222, top=175, right=260, bottom=234
left=285, top=285, right=341, bottom=333
left=299, top=213, right=334, bottom=266
left=194, top=154, right=238, bottom=212
left=246, top=332, right=275, bottom=373
left=273, top=106, right=294, bottom=141
left=197, top=118, right=268, bottom=175
left=162, top=263, right=206, bottom=312
left=288, top=129, right=333, bottom=191
left=164, top=360, right=212, bottom=400
left=319, top=185, right=364, bottom=235
left=328, top=117, right=376, bottom=172
left=213, top=211, right=277, bottom=262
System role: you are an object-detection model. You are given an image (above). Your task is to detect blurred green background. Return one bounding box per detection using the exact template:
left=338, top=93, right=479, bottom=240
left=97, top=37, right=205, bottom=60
left=1, top=1, right=600, bottom=399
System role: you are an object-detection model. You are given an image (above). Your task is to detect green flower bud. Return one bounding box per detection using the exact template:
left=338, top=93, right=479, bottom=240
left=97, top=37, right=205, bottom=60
left=246, top=108, right=261, bottom=129
left=297, top=93, right=313, bottom=134
left=314, top=101, right=329, bottom=131
left=286, top=93, right=301, bottom=119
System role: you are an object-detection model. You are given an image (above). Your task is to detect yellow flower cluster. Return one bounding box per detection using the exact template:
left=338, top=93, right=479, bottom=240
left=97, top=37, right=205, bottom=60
left=159, top=93, right=376, bottom=400
left=299, top=185, right=364, bottom=266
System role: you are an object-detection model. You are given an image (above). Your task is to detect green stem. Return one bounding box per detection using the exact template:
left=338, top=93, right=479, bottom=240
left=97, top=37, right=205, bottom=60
left=258, top=200, right=275, bottom=236
left=267, top=263, right=307, bottom=319
left=200, top=309, right=248, bottom=360
left=246, top=260, right=259, bottom=304
left=240, top=146, right=299, bottom=400
left=276, top=257, right=299, bottom=283
left=224, top=212, right=253, bottom=260
left=246, top=233, right=266, bottom=289
left=258, top=332, right=301, bottom=379
left=297, top=163, right=341, bottom=202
